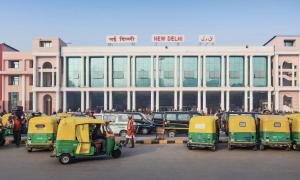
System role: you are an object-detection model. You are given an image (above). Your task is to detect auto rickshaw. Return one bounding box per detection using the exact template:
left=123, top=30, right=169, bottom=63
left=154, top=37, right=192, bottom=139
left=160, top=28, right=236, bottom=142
left=0, top=117, right=6, bottom=146
left=285, top=113, right=300, bottom=150
left=1, top=114, right=13, bottom=135
left=227, top=115, right=257, bottom=150
left=258, top=115, right=291, bottom=150
left=54, top=117, right=122, bottom=164
left=56, top=113, right=72, bottom=119
left=26, top=116, right=58, bottom=152
left=187, top=116, right=218, bottom=151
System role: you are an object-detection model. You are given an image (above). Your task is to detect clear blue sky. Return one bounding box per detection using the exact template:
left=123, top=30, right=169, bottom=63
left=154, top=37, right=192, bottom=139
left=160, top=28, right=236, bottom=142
left=1, top=0, right=300, bottom=50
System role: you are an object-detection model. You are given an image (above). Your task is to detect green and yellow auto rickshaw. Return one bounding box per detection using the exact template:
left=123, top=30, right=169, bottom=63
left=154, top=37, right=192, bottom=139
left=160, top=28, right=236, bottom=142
left=26, top=116, right=58, bottom=152
left=56, top=113, right=72, bottom=119
left=1, top=113, right=13, bottom=135
left=0, top=118, right=6, bottom=146
left=285, top=114, right=300, bottom=150
left=227, top=115, right=257, bottom=150
left=187, top=116, right=218, bottom=151
left=54, top=117, right=122, bottom=164
left=258, top=115, right=291, bottom=150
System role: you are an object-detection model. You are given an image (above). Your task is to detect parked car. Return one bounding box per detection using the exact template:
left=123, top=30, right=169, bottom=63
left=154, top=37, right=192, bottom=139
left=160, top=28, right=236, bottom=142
left=94, top=112, right=154, bottom=136
left=152, top=111, right=201, bottom=137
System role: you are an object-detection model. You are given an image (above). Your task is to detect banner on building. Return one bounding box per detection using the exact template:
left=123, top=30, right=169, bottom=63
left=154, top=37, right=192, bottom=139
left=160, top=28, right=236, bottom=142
left=106, top=35, right=137, bottom=44
left=152, top=34, right=185, bottom=43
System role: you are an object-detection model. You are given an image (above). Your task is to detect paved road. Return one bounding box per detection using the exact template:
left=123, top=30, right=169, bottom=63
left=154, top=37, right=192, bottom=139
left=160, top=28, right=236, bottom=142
left=0, top=144, right=299, bottom=180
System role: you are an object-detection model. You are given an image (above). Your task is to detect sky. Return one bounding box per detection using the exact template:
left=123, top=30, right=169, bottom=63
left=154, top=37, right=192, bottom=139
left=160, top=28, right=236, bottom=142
left=1, top=0, right=300, bottom=51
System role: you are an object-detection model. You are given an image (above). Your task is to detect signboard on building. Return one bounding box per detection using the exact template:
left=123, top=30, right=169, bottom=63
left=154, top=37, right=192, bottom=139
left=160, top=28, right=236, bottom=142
left=106, top=35, right=137, bottom=44
left=152, top=34, right=184, bottom=43
left=198, top=35, right=216, bottom=44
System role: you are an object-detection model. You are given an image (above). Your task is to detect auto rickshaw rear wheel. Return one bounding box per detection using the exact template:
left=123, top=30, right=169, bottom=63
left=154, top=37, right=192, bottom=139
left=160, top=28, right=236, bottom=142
left=167, top=130, right=176, bottom=138
left=259, top=144, right=264, bottom=150
left=253, top=145, right=258, bottom=151
left=285, top=145, right=291, bottom=151
left=27, top=148, right=32, bottom=152
left=292, top=144, right=299, bottom=151
left=211, top=145, right=216, bottom=152
left=112, top=149, right=121, bottom=158
left=0, top=139, right=5, bottom=146
left=227, top=144, right=232, bottom=150
left=59, top=154, right=72, bottom=164
left=141, top=128, right=149, bottom=135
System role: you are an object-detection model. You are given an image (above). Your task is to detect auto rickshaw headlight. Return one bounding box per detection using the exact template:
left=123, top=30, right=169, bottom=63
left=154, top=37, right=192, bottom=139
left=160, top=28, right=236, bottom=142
left=48, top=136, right=52, bottom=140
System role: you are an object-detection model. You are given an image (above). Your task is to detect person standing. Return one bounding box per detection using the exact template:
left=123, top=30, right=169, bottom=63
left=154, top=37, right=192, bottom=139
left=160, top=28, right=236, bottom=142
left=124, top=115, right=135, bottom=148
left=12, top=115, right=21, bottom=147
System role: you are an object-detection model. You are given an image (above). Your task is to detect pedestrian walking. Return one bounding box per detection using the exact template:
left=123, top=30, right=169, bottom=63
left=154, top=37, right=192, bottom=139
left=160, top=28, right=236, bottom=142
left=12, top=116, right=21, bottom=147
left=124, top=115, right=135, bottom=148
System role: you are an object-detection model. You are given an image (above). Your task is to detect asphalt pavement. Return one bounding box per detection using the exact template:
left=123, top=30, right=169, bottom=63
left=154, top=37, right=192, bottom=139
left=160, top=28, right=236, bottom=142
left=0, top=143, right=299, bottom=180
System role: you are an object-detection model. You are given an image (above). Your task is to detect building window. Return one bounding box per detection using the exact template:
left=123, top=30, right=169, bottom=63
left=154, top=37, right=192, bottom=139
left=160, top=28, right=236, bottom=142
left=159, top=56, right=175, bottom=87
left=229, top=56, right=244, bottom=87
left=67, top=57, right=81, bottom=87
left=9, top=60, right=20, bottom=68
left=112, top=56, right=128, bottom=87
left=284, top=40, right=295, bottom=47
left=9, top=76, right=20, bottom=85
left=9, top=92, right=19, bottom=111
left=135, top=56, right=151, bottom=87
left=253, top=56, right=267, bottom=87
left=29, top=60, right=33, bottom=68
left=40, top=41, right=52, bottom=48
left=90, top=57, right=105, bottom=87
left=206, top=56, right=221, bottom=87
left=182, top=56, right=198, bottom=87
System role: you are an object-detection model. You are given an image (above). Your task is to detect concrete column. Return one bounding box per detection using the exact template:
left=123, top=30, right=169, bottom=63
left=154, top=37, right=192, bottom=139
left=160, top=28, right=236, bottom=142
left=104, top=91, right=108, bottom=111
left=55, top=92, right=60, bottom=112
left=249, top=91, right=253, bottom=112
left=151, top=91, right=154, bottom=112
left=109, top=91, right=113, bottom=110
left=156, top=56, right=159, bottom=87
left=63, top=56, right=67, bottom=87
left=203, top=56, right=206, bottom=87
left=86, top=56, right=90, bottom=87
left=174, top=56, right=178, bottom=87
left=221, top=56, right=225, bottom=87
left=226, top=55, right=230, bottom=87
left=32, top=56, right=37, bottom=111
left=104, top=56, right=108, bottom=87
left=156, top=91, right=159, bottom=111
left=274, top=55, right=279, bottom=87
left=179, top=56, right=183, bottom=87
left=244, top=91, right=248, bottom=112
left=150, top=56, right=154, bottom=88
left=127, top=56, right=131, bottom=87
left=40, top=69, right=43, bottom=87
left=56, top=56, right=61, bottom=87
left=221, top=91, right=224, bottom=110
left=127, top=91, right=131, bottom=111
left=280, top=65, right=283, bottom=87
left=179, top=91, right=183, bottom=111
left=226, top=91, right=230, bottom=111
left=197, top=56, right=201, bottom=87
left=267, top=56, right=271, bottom=87
left=292, top=64, right=295, bottom=86
left=244, top=55, right=248, bottom=87
left=132, top=91, right=136, bottom=111
left=132, top=56, right=136, bottom=87
left=86, top=91, right=90, bottom=110
left=202, top=91, right=207, bottom=113
left=298, top=55, right=300, bottom=112
left=249, top=56, right=253, bottom=87
left=51, top=71, right=55, bottom=87
left=274, top=91, right=279, bottom=111
left=174, top=91, right=178, bottom=110
left=22, top=75, right=26, bottom=109
left=81, top=56, right=85, bottom=87
left=63, top=91, right=67, bottom=112
left=81, top=91, right=85, bottom=112
left=268, top=91, right=271, bottom=110
left=33, top=92, right=37, bottom=112
left=197, top=91, right=201, bottom=111
left=108, top=56, right=112, bottom=88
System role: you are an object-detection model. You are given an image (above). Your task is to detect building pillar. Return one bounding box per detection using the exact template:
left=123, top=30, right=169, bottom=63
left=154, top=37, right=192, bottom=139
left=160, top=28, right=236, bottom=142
left=155, top=56, right=159, bottom=87
left=244, top=55, right=248, bottom=87
left=108, top=56, right=112, bottom=88
left=32, top=56, right=37, bottom=112
left=109, top=91, right=113, bottom=110
left=86, top=91, right=90, bottom=110
left=132, top=56, right=136, bottom=87
left=179, top=56, right=183, bottom=88
left=22, top=75, right=26, bottom=109
left=150, top=56, right=154, bottom=88
left=56, top=56, right=61, bottom=112
left=249, top=91, right=253, bottom=112
left=151, top=91, right=154, bottom=112
left=132, top=91, right=136, bottom=111
left=280, top=65, right=283, bottom=87
left=292, top=64, right=295, bottom=86
left=174, top=91, right=178, bottom=110
left=40, top=69, right=43, bottom=87
left=33, top=92, right=37, bottom=112
left=249, top=56, right=253, bottom=87
left=104, top=56, right=108, bottom=87
left=197, top=56, right=201, bottom=87
left=127, top=56, right=131, bottom=87
left=274, top=55, right=279, bottom=87
left=221, top=56, right=225, bottom=87
left=127, top=91, right=131, bottom=111
left=81, top=91, right=85, bottom=112
left=86, top=56, right=90, bottom=87
left=104, top=91, right=108, bottom=111
left=63, top=56, right=67, bottom=87
left=267, top=55, right=271, bottom=87
left=226, top=91, right=230, bottom=111
left=197, top=91, right=201, bottom=112
left=274, top=91, right=279, bottom=111
left=202, top=91, right=207, bottom=114
left=81, top=56, right=85, bottom=87
left=267, top=91, right=271, bottom=110
left=179, top=91, right=183, bottom=111
left=155, top=91, right=159, bottom=111
left=226, top=55, right=230, bottom=87
left=203, top=56, right=206, bottom=87
left=221, top=91, right=225, bottom=111
left=244, top=91, right=248, bottom=112
left=298, top=55, right=300, bottom=112
left=63, top=91, right=67, bottom=112
left=174, top=55, right=178, bottom=87
left=51, top=71, right=55, bottom=87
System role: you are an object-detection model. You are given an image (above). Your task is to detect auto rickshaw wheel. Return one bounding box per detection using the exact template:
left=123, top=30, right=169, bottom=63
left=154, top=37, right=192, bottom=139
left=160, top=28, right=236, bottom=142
left=285, top=145, right=291, bottom=151
left=227, top=144, right=232, bottom=150
left=0, top=139, right=5, bottom=146
left=259, top=144, right=264, bottom=150
left=27, top=148, right=33, bottom=152
left=112, top=149, right=121, bottom=158
left=253, top=145, right=258, bottom=151
left=211, top=145, right=216, bottom=152
left=168, top=130, right=176, bottom=138
left=59, top=154, right=72, bottom=164
left=292, top=144, right=299, bottom=151
left=141, top=128, right=149, bottom=135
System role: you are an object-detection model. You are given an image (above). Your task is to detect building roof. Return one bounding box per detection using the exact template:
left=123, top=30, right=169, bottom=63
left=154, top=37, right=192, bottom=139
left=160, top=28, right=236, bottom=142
left=263, top=35, right=300, bottom=46
left=0, top=43, right=19, bottom=52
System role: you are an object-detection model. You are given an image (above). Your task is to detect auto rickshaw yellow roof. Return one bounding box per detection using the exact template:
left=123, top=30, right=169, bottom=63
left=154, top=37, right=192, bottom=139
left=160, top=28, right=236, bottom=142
left=285, top=113, right=300, bottom=121
left=30, top=116, right=56, bottom=123
left=60, top=117, right=106, bottom=125
left=229, top=115, right=254, bottom=121
left=257, top=115, right=288, bottom=121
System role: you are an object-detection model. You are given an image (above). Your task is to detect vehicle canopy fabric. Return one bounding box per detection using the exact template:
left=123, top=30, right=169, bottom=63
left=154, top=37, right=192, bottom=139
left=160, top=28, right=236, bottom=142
left=75, top=124, right=91, bottom=154
left=28, top=116, right=57, bottom=134
left=56, top=117, right=106, bottom=141
left=285, top=114, right=300, bottom=132
left=189, top=116, right=216, bottom=133
left=1, top=113, right=12, bottom=126
left=258, top=115, right=289, bottom=132
left=228, top=115, right=256, bottom=133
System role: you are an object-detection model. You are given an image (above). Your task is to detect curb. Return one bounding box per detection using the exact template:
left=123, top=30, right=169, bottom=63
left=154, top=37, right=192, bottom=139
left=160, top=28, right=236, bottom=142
left=116, top=139, right=188, bottom=145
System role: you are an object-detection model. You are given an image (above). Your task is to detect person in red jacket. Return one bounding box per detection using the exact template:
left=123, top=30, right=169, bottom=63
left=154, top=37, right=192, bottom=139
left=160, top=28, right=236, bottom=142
left=124, top=115, right=135, bottom=148
left=13, top=116, right=21, bottom=147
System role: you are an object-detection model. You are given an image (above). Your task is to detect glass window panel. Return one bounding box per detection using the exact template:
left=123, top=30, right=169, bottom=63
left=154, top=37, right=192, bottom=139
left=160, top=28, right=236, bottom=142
left=67, top=57, right=81, bottom=87
left=135, top=56, right=151, bottom=87
left=206, top=56, right=221, bottom=87
left=90, top=57, right=104, bottom=87
left=159, top=56, right=174, bottom=87
left=253, top=56, right=267, bottom=87
left=182, top=57, right=198, bottom=87
left=112, top=57, right=128, bottom=87
left=229, top=56, right=244, bottom=87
